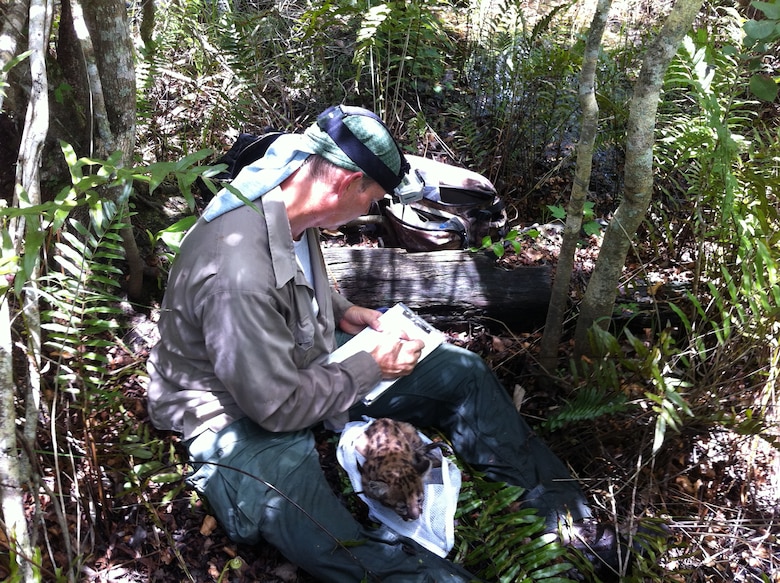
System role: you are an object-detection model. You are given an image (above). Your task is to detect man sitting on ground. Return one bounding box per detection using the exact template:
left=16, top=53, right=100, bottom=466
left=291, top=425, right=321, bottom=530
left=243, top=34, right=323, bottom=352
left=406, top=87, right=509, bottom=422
left=147, top=105, right=620, bottom=582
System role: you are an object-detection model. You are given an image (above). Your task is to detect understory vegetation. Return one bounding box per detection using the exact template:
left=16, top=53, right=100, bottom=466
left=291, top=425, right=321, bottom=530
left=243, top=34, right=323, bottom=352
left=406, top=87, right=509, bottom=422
left=1, top=0, right=779, bottom=581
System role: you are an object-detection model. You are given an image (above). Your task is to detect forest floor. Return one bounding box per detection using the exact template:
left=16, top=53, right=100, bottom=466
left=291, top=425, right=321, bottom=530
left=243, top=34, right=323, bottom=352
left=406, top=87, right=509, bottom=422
left=2, top=0, right=776, bottom=579
left=64, top=207, right=779, bottom=583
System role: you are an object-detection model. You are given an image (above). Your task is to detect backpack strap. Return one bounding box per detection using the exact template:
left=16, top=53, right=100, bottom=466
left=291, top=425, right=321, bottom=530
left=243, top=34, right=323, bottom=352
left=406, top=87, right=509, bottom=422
left=231, top=132, right=286, bottom=179
left=196, top=132, right=286, bottom=202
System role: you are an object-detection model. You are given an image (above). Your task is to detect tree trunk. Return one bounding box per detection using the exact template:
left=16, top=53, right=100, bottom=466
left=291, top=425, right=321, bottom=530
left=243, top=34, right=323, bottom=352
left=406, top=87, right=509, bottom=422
left=0, top=0, right=31, bottom=115
left=140, top=0, right=156, bottom=49
left=573, top=0, right=705, bottom=356
left=61, top=0, right=143, bottom=299
left=1, top=0, right=53, bottom=576
left=1, top=1, right=138, bottom=574
left=538, top=0, right=612, bottom=375
left=0, top=299, right=30, bottom=578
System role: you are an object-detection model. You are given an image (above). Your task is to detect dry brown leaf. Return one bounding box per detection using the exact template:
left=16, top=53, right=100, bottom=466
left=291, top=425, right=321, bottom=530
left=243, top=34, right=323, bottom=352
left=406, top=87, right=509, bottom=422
left=512, top=384, right=526, bottom=412
left=272, top=563, right=299, bottom=583
left=223, top=545, right=237, bottom=558
left=207, top=562, right=220, bottom=579
left=200, top=514, right=218, bottom=536
left=492, top=336, right=507, bottom=352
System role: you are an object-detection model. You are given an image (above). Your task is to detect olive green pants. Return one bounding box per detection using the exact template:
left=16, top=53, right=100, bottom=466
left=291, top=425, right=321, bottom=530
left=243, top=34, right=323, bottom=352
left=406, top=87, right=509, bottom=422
left=185, top=342, right=590, bottom=582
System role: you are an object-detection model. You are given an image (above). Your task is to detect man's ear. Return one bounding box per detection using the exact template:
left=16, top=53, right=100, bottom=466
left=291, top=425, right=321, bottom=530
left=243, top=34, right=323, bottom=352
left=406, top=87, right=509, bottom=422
left=336, top=170, right=365, bottom=196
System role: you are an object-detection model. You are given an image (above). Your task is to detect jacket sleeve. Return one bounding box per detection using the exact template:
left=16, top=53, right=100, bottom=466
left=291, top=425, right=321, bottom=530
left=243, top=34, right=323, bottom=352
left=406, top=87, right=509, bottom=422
left=199, top=288, right=382, bottom=432
left=330, top=288, right=355, bottom=324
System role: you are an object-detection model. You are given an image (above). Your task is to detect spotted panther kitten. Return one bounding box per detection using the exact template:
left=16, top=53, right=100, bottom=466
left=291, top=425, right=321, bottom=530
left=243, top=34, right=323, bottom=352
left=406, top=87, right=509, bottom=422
left=355, top=418, right=446, bottom=521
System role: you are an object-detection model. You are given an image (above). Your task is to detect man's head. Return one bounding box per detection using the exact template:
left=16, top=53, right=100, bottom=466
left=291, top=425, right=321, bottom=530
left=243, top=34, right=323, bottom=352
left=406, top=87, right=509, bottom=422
left=304, top=106, right=423, bottom=204
left=202, top=105, right=423, bottom=224
left=281, top=106, right=424, bottom=237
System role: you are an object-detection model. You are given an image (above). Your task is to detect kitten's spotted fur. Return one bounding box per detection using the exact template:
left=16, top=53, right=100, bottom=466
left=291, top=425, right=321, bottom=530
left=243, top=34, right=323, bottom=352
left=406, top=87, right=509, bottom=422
left=355, top=418, right=446, bottom=521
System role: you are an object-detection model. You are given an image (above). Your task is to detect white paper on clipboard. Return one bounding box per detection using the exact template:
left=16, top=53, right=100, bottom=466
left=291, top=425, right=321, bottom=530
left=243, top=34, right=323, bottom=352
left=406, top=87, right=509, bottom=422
left=327, top=303, right=445, bottom=404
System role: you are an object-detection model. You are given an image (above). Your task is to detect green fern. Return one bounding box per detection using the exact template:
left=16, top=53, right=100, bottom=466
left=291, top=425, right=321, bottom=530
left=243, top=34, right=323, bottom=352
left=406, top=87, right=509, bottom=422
left=458, top=0, right=583, bottom=193
left=454, top=472, right=574, bottom=582
left=41, top=209, right=126, bottom=392
left=543, top=386, right=628, bottom=433
left=350, top=0, right=452, bottom=115
left=443, top=103, right=494, bottom=171
left=651, top=25, right=779, bottom=452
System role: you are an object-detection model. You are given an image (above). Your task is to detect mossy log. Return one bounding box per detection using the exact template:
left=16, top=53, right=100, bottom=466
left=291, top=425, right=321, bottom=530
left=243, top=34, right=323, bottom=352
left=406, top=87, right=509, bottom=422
left=322, top=247, right=551, bottom=330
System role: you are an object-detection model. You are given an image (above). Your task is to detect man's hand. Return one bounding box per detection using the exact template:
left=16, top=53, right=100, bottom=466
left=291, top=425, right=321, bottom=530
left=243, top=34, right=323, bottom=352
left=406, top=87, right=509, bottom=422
left=339, top=305, right=424, bottom=378
left=368, top=335, right=424, bottom=379
left=339, top=306, right=382, bottom=335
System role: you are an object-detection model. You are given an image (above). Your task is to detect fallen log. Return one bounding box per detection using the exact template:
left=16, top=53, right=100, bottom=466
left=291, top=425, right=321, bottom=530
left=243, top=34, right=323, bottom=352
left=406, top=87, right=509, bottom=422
left=322, top=247, right=552, bottom=330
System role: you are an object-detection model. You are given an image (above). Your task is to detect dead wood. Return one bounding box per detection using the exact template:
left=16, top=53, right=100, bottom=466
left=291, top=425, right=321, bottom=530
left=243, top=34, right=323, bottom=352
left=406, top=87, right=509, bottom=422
left=323, top=247, right=552, bottom=329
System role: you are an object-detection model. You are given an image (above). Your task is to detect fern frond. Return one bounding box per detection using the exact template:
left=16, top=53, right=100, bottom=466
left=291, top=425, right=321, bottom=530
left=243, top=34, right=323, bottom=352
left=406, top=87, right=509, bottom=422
left=454, top=471, right=572, bottom=581
left=543, top=386, right=628, bottom=432
left=41, top=210, right=128, bottom=393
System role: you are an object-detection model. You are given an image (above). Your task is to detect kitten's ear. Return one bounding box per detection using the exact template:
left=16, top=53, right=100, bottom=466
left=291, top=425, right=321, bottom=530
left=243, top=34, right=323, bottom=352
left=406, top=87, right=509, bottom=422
left=412, top=454, right=432, bottom=475
left=367, top=480, right=390, bottom=498
left=419, top=442, right=448, bottom=469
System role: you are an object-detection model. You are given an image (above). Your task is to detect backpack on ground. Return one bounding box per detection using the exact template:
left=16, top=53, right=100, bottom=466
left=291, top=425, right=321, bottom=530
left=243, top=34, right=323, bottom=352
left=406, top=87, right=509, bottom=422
left=381, top=154, right=507, bottom=252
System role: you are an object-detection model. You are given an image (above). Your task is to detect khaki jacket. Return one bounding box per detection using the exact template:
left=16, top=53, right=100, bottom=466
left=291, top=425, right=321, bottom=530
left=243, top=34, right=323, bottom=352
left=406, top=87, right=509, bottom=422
left=147, top=193, right=381, bottom=439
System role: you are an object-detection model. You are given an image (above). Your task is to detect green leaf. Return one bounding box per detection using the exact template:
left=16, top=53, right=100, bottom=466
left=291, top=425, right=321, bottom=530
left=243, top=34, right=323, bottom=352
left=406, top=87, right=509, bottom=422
left=52, top=255, right=85, bottom=279
left=133, top=460, right=164, bottom=475
left=151, top=472, right=184, bottom=484
left=41, top=322, right=79, bottom=334
left=174, top=149, right=213, bottom=172
left=582, top=220, right=601, bottom=236
left=90, top=274, right=123, bottom=288
left=19, top=227, right=44, bottom=294
left=60, top=141, right=80, bottom=172
left=583, top=200, right=595, bottom=220
left=491, top=242, right=505, bottom=258
left=744, top=18, right=777, bottom=41
left=93, top=250, right=126, bottom=262
left=2, top=49, right=32, bottom=74
left=528, top=562, right=575, bottom=579
left=144, top=161, right=176, bottom=194
left=652, top=415, right=667, bottom=454
left=751, top=0, right=780, bottom=20
left=749, top=74, right=779, bottom=102
left=67, top=221, right=98, bottom=248
left=125, top=446, right=155, bottom=460
left=547, top=204, right=566, bottom=220
left=156, top=215, right=197, bottom=254
left=81, top=338, right=118, bottom=349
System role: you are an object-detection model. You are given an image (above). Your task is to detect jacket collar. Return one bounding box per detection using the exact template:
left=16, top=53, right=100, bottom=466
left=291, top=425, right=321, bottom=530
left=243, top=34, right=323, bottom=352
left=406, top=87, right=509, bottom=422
left=260, top=193, right=299, bottom=290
